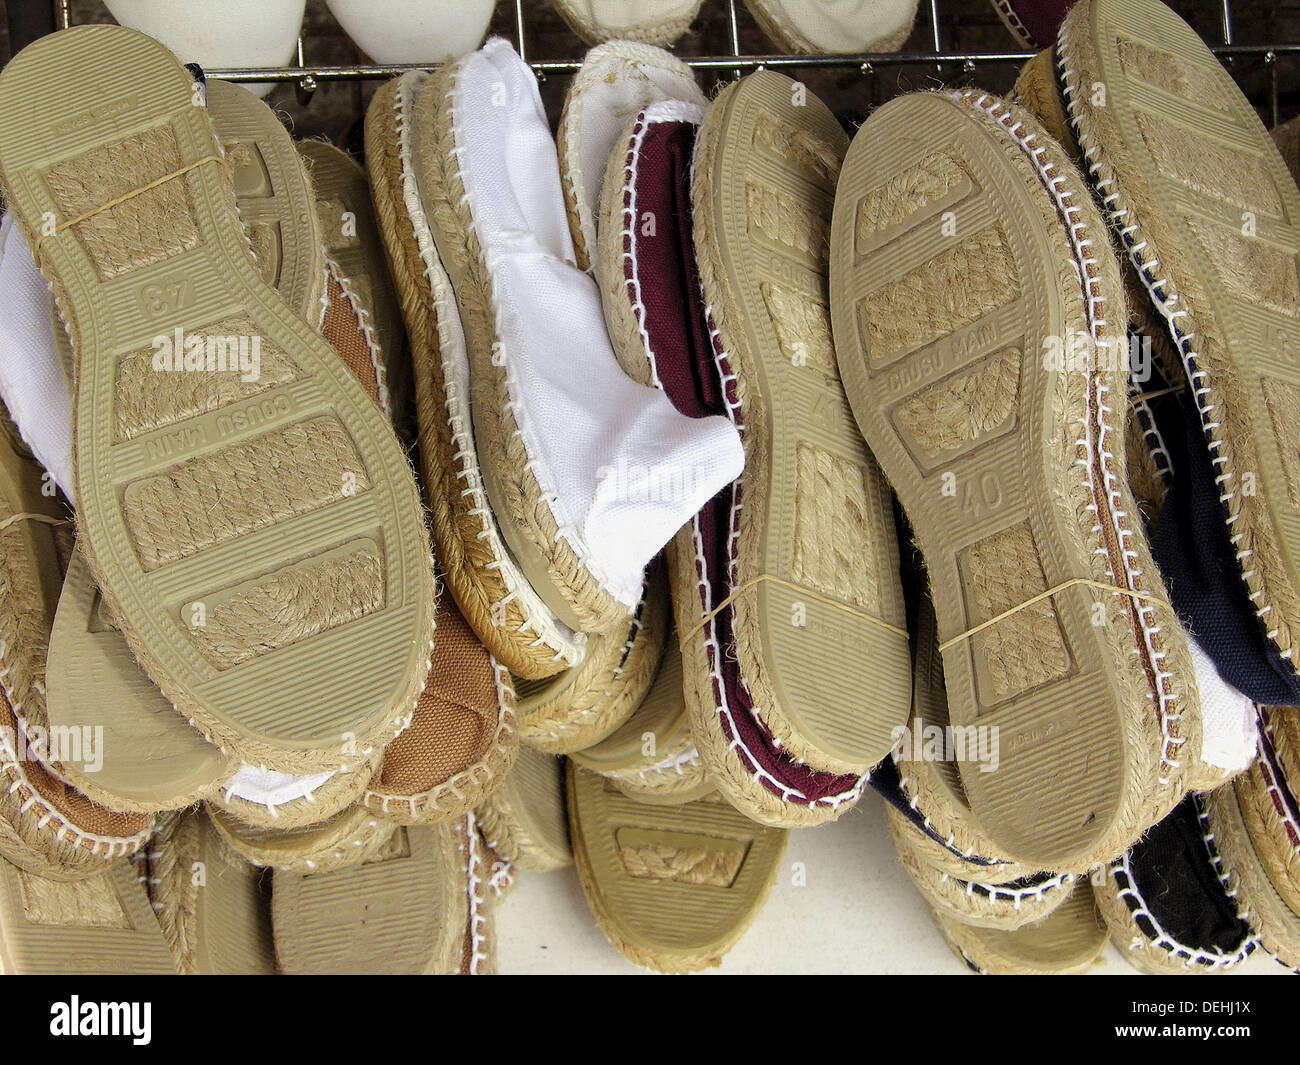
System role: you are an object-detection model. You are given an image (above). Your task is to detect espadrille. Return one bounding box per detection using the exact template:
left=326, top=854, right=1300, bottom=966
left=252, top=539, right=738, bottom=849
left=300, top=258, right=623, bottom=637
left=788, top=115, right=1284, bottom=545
left=891, top=816, right=1076, bottom=932
left=476, top=746, right=572, bottom=872
left=1272, top=117, right=1300, bottom=187
left=885, top=598, right=1036, bottom=883
left=557, top=40, right=706, bottom=274
left=325, top=0, right=495, bottom=64
left=213, top=748, right=383, bottom=831
left=206, top=799, right=394, bottom=874
left=0, top=26, right=437, bottom=775
left=365, top=70, right=584, bottom=681
left=1058, top=0, right=1300, bottom=702
left=104, top=0, right=304, bottom=98
left=1205, top=779, right=1300, bottom=969
left=0, top=410, right=154, bottom=878
left=568, top=763, right=786, bottom=973
left=1093, top=794, right=1256, bottom=975
left=989, top=0, right=1077, bottom=49
left=1236, top=707, right=1300, bottom=917
left=1012, top=48, right=1075, bottom=153
left=514, top=565, right=668, bottom=755
left=830, top=88, right=1203, bottom=869
left=602, top=73, right=908, bottom=826
left=411, top=40, right=741, bottom=637
left=150, top=808, right=275, bottom=975
left=570, top=640, right=713, bottom=804
left=743, top=0, right=917, bottom=54
left=271, top=818, right=483, bottom=974
left=549, top=0, right=703, bottom=46
left=0, top=854, right=174, bottom=974
left=930, top=882, right=1108, bottom=975
left=296, top=139, right=410, bottom=431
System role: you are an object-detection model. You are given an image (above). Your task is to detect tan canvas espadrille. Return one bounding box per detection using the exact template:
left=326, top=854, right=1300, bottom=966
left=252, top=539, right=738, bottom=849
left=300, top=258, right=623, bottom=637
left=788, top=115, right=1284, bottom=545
left=365, top=70, right=585, bottom=681
left=1205, top=780, right=1300, bottom=969
left=1236, top=707, right=1300, bottom=918
left=569, top=639, right=712, bottom=805
left=930, top=882, right=1108, bottom=975
left=600, top=72, right=909, bottom=827
left=557, top=40, right=707, bottom=274
left=568, top=763, right=786, bottom=973
left=296, top=139, right=411, bottom=433
left=514, top=565, right=668, bottom=756
left=1058, top=0, right=1300, bottom=687
left=0, top=854, right=174, bottom=973
left=149, top=807, right=276, bottom=975
left=891, top=816, right=1076, bottom=931
left=829, top=88, right=1202, bottom=870
left=272, top=817, right=489, bottom=974
left=476, top=746, right=572, bottom=872
left=743, top=0, right=918, bottom=55
left=549, top=0, right=703, bottom=46
left=1092, top=795, right=1257, bottom=976
left=206, top=800, right=394, bottom=875
left=0, top=27, right=437, bottom=775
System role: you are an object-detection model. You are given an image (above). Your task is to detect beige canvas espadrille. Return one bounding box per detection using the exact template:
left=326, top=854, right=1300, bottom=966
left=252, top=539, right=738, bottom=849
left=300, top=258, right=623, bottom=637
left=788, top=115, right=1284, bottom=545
left=0, top=853, right=174, bottom=973
left=206, top=799, right=394, bottom=875
left=549, top=0, right=703, bottom=46
left=1058, top=0, right=1300, bottom=687
left=930, top=882, right=1108, bottom=975
left=557, top=40, right=707, bottom=273
left=271, top=816, right=489, bottom=974
left=829, top=88, right=1202, bottom=870
left=567, top=762, right=787, bottom=973
left=149, top=807, right=276, bottom=974
left=475, top=746, right=572, bottom=872
left=601, top=71, right=909, bottom=827
left=365, top=70, right=585, bottom=681
left=569, top=639, right=712, bottom=805
left=743, top=0, right=918, bottom=54
left=0, top=26, right=437, bottom=774
left=1205, top=780, right=1300, bottom=969
left=514, top=564, right=668, bottom=756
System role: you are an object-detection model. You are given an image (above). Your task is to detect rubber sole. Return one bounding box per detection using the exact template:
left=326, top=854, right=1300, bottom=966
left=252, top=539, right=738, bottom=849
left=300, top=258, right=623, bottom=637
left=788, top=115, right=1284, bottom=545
left=207, top=79, right=323, bottom=322
left=152, top=808, right=275, bottom=974
left=271, top=820, right=468, bottom=974
left=693, top=69, right=910, bottom=776
left=475, top=745, right=572, bottom=873
left=567, top=763, right=786, bottom=973
left=0, top=855, right=174, bottom=974
left=0, top=26, right=436, bottom=771
left=829, top=89, right=1186, bottom=868
left=1060, top=0, right=1300, bottom=675
left=206, top=800, right=393, bottom=874
left=46, top=544, right=232, bottom=812
left=932, top=882, right=1109, bottom=975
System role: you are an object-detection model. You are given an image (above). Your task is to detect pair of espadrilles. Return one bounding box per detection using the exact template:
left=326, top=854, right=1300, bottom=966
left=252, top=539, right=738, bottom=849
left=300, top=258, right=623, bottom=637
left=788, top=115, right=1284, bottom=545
left=0, top=29, right=527, bottom=973
left=841, top=0, right=1300, bottom=973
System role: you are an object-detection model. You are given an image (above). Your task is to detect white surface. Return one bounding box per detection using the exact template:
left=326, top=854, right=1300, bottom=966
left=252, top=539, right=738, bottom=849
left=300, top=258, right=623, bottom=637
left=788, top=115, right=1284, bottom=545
left=495, top=793, right=1290, bottom=975
left=325, top=0, right=494, bottom=64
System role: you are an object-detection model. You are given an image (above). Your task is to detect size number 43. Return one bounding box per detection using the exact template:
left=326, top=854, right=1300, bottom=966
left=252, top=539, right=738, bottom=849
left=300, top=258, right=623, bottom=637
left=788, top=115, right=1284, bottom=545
left=137, top=277, right=194, bottom=318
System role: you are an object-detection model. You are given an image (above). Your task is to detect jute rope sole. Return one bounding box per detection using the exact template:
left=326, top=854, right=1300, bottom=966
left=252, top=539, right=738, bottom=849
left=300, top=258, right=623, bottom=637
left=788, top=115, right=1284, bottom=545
left=0, top=26, right=438, bottom=773
left=205, top=800, right=394, bottom=875
left=548, top=0, right=703, bottom=46
left=475, top=745, right=572, bottom=873
left=1235, top=707, right=1300, bottom=917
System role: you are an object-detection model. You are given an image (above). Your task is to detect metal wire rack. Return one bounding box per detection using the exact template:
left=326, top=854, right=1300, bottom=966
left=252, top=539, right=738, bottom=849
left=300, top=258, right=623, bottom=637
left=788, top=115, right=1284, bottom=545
left=51, top=0, right=1300, bottom=127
